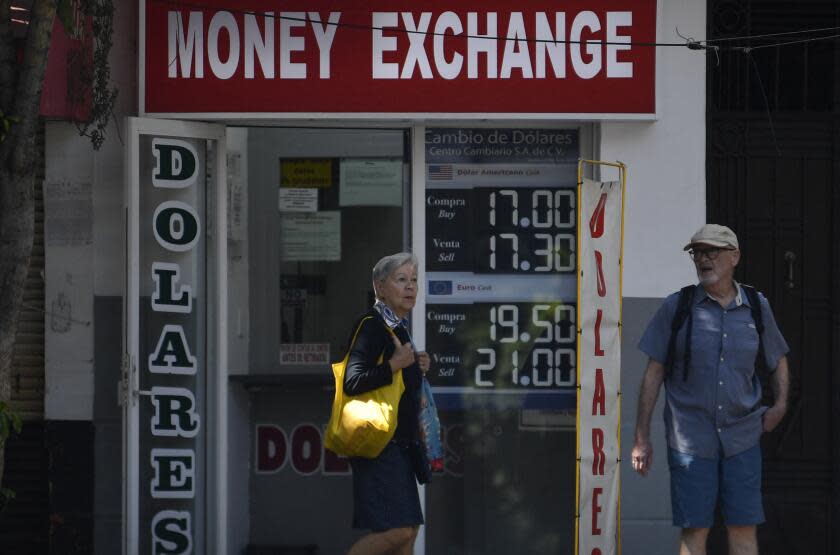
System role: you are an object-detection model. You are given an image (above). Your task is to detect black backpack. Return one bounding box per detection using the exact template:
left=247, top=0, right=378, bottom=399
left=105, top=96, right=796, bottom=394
left=665, top=284, right=764, bottom=381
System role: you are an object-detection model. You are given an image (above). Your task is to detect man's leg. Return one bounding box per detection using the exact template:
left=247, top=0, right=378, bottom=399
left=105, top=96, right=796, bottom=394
left=680, top=527, right=710, bottom=555
left=726, top=525, right=757, bottom=555
left=719, top=446, right=763, bottom=555
left=669, top=448, right=717, bottom=554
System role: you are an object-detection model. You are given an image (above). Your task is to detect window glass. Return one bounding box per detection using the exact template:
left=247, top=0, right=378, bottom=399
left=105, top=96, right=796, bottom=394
left=246, top=128, right=409, bottom=372
left=241, top=128, right=409, bottom=553
left=424, top=128, right=580, bottom=554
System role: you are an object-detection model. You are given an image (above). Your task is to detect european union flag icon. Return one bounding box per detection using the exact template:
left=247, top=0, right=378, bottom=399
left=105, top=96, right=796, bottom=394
left=428, top=280, right=453, bottom=295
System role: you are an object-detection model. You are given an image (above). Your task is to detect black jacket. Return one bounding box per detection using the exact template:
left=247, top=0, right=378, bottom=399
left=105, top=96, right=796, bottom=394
left=342, top=309, right=421, bottom=445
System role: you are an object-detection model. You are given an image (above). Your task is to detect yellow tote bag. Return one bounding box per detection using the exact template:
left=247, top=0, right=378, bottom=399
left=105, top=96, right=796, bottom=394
left=324, top=317, right=405, bottom=458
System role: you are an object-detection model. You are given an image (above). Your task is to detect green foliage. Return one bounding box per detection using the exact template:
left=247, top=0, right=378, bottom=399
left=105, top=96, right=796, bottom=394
left=0, top=109, right=21, bottom=144
left=56, top=0, right=77, bottom=34
left=0, top=401, right=23, bottom=447
left=57, top=0, right=119, bottom=151
left=0, top=488, right=16, bottom=513
left=0, top=402, right=23, bottom=511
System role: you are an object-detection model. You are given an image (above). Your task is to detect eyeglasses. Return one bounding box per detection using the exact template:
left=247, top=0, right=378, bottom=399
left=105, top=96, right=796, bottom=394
left=688, top=247, right=734, bottom=262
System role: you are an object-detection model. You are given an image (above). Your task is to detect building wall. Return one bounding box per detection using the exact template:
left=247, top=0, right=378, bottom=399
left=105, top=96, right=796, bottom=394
left=608, top=1, right=707, bottom=552
left=44, top=1, right=138, bottom=553
left=39, top=0, right=706, bottom=553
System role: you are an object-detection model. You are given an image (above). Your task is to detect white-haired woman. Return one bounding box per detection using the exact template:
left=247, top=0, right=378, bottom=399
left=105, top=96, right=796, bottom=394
left=343, top=252, right=431, bottom=555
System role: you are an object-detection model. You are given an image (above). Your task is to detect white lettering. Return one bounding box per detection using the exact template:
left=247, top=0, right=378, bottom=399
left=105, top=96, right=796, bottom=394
left=467, top=12, right=497, bottom=78
left=207, top=11, right=240, bottom=79
left=148, top=324, right=197, bottom=375
left=372, top=12, right=399, bottom=79
left=152, top=511, right=193, bottom=555
left=535, top=12, right=565, bottom=78
left=244, top=12, right=274, bottom=79
left=151, top=449, right=195, bottom=499
left=151, top=387, right=200, bottom=438
left=167, top=11, right=203, bottom=78
left=427, top=311, right=466, bottom=324
left=431, top=238, right=461, bottom=249
left=500, top=12, right=532, bottom=78
left=433, top=12, right=463, bottom=80
left=280, top=12, right=307, bottom=79
left=426, top=195, right=467, bottom=208
left=401, top=12, right=433, bottom=79
left=151, top=262, right=192, bottom=314
left=570, top=11, right=601, bottom=80
left=606, top=11, right=633, bottom=78
left=163, top=10, right=635, bottom=83
left=310, top=12, right=341, bottom=78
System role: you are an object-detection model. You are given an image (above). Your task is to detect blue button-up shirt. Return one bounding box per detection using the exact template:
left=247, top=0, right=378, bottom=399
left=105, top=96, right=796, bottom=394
left=639, top=283, right=789, bottom=458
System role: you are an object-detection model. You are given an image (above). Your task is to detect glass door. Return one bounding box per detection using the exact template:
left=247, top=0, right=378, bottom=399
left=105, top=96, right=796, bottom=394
left=123, top=118, right=227, bottom=555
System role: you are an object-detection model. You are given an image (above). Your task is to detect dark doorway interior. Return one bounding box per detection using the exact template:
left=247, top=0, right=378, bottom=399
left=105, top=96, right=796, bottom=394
left=707, top=1, right=839, bottom=553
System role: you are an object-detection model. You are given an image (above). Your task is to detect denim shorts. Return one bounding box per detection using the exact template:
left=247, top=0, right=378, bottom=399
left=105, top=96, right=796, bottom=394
left=668, top=445, right=764, bottom=528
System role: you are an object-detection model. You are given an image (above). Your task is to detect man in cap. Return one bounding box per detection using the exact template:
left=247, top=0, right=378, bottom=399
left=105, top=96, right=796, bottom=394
left=631, top=224, right=790, bottom=555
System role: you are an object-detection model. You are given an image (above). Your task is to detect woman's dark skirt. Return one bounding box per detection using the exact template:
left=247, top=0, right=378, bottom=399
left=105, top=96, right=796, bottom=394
left=350, top=441, right=425, bottom=531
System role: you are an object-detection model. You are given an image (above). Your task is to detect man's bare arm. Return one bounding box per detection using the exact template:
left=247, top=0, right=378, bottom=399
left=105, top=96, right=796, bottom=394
left=631, top=358, right=665, bottom=476
left=763, top=355, right=789, bottom=432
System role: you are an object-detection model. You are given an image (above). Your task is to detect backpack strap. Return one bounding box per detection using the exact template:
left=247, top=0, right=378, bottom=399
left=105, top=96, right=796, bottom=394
left=740, top=284, right=765, bottom=368
left=665, top=285, right=696, bottom=380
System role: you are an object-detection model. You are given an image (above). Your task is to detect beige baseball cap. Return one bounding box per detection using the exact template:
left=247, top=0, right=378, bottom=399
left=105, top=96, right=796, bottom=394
left=683, top=224, right=739, bottom=251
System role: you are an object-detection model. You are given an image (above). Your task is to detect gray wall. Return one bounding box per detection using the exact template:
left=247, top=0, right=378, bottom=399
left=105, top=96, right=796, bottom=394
left=620, top=297, right=679, bottom=554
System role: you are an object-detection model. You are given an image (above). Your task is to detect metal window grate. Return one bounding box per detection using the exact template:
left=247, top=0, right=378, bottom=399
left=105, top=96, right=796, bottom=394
left=709, top=0, right=838, bottom=113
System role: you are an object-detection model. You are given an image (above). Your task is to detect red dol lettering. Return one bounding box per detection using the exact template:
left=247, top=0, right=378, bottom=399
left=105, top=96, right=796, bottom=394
left=591, top=428, right=605, bottom=475
left=592, top=487, right=603, bottom=535
left=257, top=425, right=287, bottom=472
left=594, top=309, right=605, bottom=356
left=594, top=251, right=606, bottom=297
left=586, top=188, right=611, bottom=546
left=255, top=424, right=351, bottom=474
left=592, top=369, right=605, bottom=416
left=589, top=193, right=607, bottom=238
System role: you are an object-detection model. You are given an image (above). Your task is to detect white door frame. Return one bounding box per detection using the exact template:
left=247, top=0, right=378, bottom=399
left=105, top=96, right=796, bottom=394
left=123, top=117, right=228, bottom=554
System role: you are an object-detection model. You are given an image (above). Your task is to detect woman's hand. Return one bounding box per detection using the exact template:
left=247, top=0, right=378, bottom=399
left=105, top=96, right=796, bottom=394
left=388, top=333, right=416, bottom=372
left=416, top=351, right=430, bottom=374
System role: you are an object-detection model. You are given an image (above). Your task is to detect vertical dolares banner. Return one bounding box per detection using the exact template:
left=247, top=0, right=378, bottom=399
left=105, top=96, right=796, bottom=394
left=576, top=163, right=625, bottom=555
left=140, top=136, right=207, bottom=554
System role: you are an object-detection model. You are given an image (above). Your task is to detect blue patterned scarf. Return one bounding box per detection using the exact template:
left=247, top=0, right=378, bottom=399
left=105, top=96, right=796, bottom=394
left=373, top=300, right=409, bottom=330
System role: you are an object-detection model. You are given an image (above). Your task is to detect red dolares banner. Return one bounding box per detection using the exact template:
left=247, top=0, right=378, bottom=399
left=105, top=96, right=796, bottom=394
left=142, top=0, right=656, bottom=115
left=576, top=167, right=625, bottom=555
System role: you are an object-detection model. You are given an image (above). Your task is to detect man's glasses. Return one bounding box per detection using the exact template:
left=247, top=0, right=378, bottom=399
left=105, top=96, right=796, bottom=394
left=688, top=247, right=734, bottom=262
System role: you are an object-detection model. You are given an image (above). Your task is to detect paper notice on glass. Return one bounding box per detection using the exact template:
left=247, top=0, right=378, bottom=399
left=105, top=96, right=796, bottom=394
left=279, top=343, right=330, bottom=365
left=279, top=211, right=341, bottom=261
left=280, top=158, right=332, bottom=188
left=279, top=188, right=318, bottom=212
left=339, top=159, right=403, bottom=206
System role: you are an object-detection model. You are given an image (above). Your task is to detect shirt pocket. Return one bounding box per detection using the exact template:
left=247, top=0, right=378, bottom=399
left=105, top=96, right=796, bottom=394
left=689, top=308, right=721, bottom=370
left=731, top=319, right=760, bottom=371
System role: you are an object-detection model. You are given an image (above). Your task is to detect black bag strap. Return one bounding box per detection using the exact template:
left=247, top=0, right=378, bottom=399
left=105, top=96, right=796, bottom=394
left=740, top=284, right=765, bottom=369
left=665, top=285, right=696, bottom=380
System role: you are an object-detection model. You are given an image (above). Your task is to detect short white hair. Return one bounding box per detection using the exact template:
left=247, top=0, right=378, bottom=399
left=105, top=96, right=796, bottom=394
left=372, top=252, right=418, bottom=299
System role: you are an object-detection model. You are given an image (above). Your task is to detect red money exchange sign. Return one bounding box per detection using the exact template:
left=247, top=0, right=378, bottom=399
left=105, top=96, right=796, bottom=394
left=142, top=0, right=656, bottom=116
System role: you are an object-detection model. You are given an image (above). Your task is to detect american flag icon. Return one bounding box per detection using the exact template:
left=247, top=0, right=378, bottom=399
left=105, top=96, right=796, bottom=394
left=428, top=164, right=453, bottom=180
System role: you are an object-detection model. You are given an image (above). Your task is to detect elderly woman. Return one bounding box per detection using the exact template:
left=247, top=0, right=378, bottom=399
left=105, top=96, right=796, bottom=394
left=344, top=252, right=431, bottom=555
